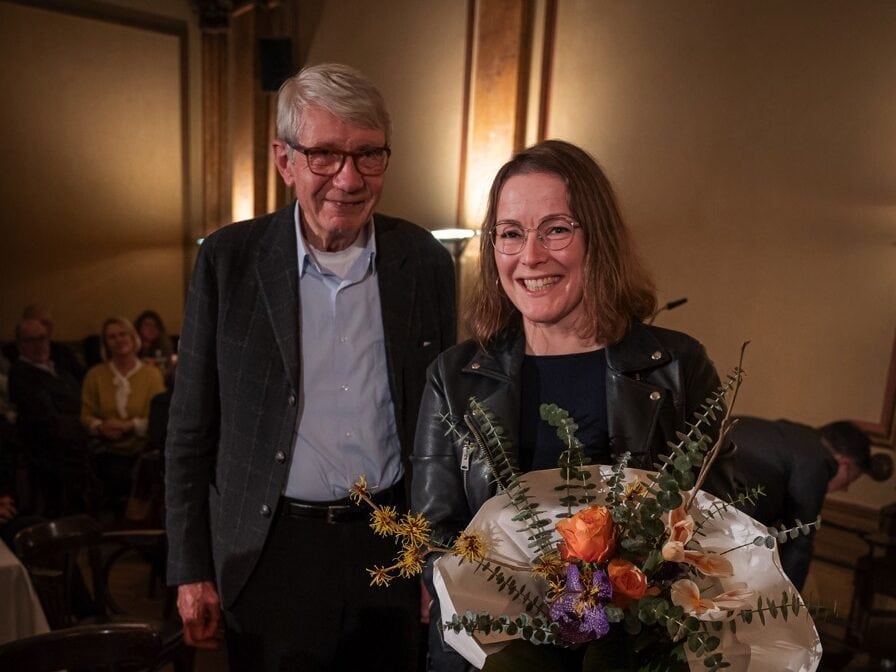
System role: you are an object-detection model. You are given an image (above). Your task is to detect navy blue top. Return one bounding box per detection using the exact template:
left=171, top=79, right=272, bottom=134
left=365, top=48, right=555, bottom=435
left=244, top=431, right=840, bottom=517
left=518, top=349, right=610, bottom=471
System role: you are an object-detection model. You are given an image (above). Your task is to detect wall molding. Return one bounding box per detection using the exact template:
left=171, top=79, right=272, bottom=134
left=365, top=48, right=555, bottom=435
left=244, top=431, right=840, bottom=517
left=856, top=331, right=896, bottom=450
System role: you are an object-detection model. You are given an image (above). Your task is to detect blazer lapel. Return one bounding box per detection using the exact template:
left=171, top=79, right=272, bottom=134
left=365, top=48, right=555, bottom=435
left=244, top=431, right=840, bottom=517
left=255, top=205, right=301, bottom=391
left=374, top=216, right=414, bottom=419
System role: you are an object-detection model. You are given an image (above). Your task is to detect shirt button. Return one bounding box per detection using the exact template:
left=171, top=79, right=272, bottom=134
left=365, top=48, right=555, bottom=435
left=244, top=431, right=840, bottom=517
left=339, top=336, right=347, bottom=343
left=471, top=362, right=480, bottom=370
left=341, top=384, right=350, bottom=391
left=345, top=431, right=353, bottom=438
left=275, top=450, right=286, bottom=463
left=651, top=351, right=662, bottom=361
left=288, top=393, right=297, bottom=406
left=260, top=504, right=271, bottom=517
left=649, top=391, right=661, bottom=401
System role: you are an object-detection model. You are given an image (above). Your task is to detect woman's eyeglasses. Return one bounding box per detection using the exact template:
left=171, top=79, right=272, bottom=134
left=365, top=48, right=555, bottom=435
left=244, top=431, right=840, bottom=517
left=491, top=216, right=581, bottom=255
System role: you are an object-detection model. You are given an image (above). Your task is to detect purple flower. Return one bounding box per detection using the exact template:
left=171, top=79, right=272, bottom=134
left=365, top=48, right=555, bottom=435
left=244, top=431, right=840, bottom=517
left=549, top=564, right=613, bottom=644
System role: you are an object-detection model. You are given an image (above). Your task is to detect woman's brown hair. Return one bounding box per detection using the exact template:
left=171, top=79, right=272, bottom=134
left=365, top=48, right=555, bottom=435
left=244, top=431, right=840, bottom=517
left=467, top=140, right=657, bottom=346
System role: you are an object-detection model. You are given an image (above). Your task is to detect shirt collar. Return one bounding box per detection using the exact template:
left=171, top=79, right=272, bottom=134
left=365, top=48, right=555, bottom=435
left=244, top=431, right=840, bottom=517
left=293, top=202, right=377, bottom=278
left=20, top=355, right=55, bottom=375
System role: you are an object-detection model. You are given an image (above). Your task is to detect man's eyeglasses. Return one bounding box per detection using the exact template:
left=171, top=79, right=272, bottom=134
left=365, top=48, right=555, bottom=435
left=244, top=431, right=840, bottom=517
left=285, top=141, right=391, bottom=177
left=491, top=216, right=581, bottom=255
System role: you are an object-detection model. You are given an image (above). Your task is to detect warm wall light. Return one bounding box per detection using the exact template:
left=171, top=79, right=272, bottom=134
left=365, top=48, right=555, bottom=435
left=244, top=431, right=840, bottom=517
left=432, top=228, right=477, bottom=243
left=432, top=228, right=480, bottom=296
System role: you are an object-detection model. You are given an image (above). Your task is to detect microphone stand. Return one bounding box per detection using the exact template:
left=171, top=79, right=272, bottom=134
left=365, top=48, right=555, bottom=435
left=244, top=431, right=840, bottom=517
left=647, top=297, right=688, bottom=325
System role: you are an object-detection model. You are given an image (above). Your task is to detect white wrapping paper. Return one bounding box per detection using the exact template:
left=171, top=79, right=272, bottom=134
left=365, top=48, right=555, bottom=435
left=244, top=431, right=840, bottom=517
left=433, top=467, right=821, bottom=671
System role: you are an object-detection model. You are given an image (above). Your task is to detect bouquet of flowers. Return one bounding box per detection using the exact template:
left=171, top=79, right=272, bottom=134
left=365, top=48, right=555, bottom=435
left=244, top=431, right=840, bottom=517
left=351, top=349, right=822, bottom=671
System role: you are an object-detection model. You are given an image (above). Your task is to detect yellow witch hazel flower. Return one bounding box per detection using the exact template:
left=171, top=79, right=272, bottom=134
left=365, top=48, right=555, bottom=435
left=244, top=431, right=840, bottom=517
left=398, top=512, right=431, bottom=547
left=370, top=505, right=401, bottom=536
left=368, top=565, right=392, bottom=588
left=452, top=530, right=487, bottom=563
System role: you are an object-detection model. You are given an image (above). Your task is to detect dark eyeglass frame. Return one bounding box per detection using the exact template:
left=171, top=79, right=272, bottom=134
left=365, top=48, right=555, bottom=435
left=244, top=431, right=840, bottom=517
left=490, top=216, right=582, bottom=255
left=285, top=140, right=391, bottom=177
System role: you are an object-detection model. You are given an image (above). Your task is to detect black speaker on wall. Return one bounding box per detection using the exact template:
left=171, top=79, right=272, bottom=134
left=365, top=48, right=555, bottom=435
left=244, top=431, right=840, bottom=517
left=259, top=37, right=294, bottom=92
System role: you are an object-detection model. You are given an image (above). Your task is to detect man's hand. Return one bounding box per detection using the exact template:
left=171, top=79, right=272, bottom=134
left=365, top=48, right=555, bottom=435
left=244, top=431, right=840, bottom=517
left=177, top=581, right=223, bottom=649
left=420, top=580, right=432, bottom=624
left=0, top=495, right=16, bottom=524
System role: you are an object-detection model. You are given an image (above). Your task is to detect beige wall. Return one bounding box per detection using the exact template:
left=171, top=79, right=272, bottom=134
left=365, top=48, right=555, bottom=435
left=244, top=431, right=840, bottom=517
left=302, top=0, right=469, bottom=230
left=548, top=0, right=896, bottom=507
left=0, top=0, right=202, bottom=340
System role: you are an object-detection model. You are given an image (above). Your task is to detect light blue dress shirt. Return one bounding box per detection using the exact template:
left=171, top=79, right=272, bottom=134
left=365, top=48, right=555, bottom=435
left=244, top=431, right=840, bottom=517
left=284, top=207, right=402, bottom=501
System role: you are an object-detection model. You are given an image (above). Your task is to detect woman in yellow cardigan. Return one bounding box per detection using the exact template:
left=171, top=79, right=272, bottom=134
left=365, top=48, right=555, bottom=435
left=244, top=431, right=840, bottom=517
left=81, top=317, right=165, bottom=510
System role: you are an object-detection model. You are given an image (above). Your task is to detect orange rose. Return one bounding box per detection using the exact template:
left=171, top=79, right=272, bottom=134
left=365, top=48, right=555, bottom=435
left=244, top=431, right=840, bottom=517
left=607, top=558, right=649, bottom=607
left=555, top=506, right=616, bottom=563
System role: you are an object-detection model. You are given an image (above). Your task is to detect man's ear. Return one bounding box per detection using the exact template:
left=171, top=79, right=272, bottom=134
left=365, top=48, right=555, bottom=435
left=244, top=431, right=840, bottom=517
left=272, top=141, right=294, bottom=186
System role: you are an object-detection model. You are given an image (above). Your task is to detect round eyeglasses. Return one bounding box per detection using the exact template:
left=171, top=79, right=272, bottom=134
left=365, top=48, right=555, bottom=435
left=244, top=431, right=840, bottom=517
left=285, top=140, right=391, bottom=176
left=491, top=216, right=581, bottom=255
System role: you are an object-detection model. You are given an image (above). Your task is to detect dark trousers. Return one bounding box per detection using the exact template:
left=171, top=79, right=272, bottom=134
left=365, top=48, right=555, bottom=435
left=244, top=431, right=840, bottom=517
left=225, top=502, right=420, bottom=672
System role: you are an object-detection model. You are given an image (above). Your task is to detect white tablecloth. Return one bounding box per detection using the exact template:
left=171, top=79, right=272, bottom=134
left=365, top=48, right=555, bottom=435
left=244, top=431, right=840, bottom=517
left=0, top=539, right=49, bottom=645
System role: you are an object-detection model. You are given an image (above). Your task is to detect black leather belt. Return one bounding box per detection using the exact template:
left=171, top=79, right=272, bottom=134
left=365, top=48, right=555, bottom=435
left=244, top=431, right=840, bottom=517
left=280, top=480, right=403, bottom=524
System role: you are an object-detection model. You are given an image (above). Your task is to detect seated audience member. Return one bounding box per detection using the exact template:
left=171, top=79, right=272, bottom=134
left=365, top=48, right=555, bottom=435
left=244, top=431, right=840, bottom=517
left=0, top=416, right=43, bottom=548
left=2, top=304, right=86, bottom=382
left=0, top=349, right=14, bottom=422
left=81, top=317, right=165, bottom=512
left=8, top=318, right=85, bottom=516
left=729, top=416, right=871, bottom=591
left=134, top=310, right=175, bottom=365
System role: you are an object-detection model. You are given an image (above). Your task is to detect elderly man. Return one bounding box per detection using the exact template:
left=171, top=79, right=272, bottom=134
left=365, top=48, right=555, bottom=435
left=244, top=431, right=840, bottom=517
left=8, top=318, right=85, bottom=516
left=165, top=63, right=456, bottom=671
left=2, top=305, right=86, bottom=382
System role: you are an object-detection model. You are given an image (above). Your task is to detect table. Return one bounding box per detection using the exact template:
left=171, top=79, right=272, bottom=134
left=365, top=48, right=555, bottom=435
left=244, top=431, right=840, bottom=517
left=0, top=539, right=49, bottom=645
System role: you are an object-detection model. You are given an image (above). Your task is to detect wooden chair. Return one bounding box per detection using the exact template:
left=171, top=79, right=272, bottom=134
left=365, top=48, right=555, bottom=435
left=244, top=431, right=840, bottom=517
left=0, top=622, right=161, bottom=672
left=848, top=532, right=896, bottom=663
left=13, top=515, right=194, bottom=672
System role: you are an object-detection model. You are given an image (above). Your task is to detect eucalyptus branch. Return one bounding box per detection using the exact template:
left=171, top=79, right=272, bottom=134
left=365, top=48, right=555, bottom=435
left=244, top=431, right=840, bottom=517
left=686, top=341, right=750, bottom=511
left=465, top=397, right=556, bottom=557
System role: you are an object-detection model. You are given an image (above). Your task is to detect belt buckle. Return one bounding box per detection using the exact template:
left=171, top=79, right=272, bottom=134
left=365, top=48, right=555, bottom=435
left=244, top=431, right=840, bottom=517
left=325, top=506, right=338, bottom=524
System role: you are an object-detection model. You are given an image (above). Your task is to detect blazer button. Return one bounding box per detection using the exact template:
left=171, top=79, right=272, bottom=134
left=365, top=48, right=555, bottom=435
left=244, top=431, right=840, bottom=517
left=275, top=450, right=287, bottom=464
left=260, top=504, right=271, bottom=517
left=471, top=362, right=480, bottom=369
left=649, top=391, right=661, bottom=401
left=288, top=393, right=297, bottom=406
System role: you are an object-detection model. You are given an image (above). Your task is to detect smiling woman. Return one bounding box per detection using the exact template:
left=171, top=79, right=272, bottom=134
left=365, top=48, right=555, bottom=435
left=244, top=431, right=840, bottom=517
left=411, top=139, right=736, bottom=671
left=80, top=317, right=165, bottom=512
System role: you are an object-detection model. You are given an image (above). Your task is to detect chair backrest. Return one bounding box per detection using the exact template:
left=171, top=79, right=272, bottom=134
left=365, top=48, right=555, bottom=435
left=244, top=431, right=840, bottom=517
left=13, top=514, right=108, bottom=627
left=0, top=622, right=161, bottom=672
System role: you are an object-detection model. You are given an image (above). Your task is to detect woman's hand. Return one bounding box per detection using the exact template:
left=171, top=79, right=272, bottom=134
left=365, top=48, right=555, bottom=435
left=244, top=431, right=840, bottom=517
left=97, top=417, right=134, bottom=439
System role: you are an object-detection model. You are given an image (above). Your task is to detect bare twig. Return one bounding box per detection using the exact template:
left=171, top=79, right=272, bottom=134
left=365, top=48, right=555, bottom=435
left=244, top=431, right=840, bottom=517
left=686, top=341, right=750, bottom=511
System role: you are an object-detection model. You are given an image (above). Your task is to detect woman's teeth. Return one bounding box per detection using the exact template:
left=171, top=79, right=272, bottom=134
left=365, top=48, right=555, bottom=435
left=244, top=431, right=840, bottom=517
left=522, top=277, right=559, bottom=291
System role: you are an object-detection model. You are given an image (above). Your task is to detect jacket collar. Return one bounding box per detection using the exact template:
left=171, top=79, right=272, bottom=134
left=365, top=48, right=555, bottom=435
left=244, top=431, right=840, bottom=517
left=464, top=329, right=524, bottom=381
left=465, top=322, right=669, bottom=377
left=606, top=322, right=670, bottom=373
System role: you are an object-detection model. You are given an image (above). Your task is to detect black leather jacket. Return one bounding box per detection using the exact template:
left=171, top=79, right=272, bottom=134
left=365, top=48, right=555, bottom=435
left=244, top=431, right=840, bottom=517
left=411, top=322, right=733, bottom=541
